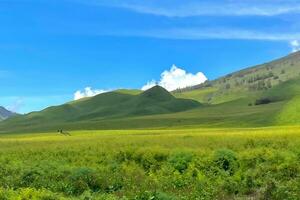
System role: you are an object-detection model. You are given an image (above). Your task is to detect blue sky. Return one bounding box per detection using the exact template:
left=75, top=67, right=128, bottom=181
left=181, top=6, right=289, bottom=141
left=0, top=0, right=299, bottom=113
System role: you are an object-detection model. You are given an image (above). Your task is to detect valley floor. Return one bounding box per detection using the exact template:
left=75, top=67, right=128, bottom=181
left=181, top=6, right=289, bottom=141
left=0, top=127, right=299, bottom=199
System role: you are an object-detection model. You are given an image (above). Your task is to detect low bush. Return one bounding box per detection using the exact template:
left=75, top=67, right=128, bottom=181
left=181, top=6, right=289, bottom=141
left=67, top=167, right=100, bottom=195
left=213, top=149, right=238, bottom=175
left=168, top=151, right=193, bottom=173
left=254, top=98, right=272, bottom=105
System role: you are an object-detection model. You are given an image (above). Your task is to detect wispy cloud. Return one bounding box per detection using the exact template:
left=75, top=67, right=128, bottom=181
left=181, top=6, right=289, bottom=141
left=106, top=28, right=300, bottom=41
left=75, top=0, right=300, bottom=17
left=122, top=2, right=300, bottom=17
left=142, top=65, right=207, bottom=91
left=45, top=1, right=300, bottom=44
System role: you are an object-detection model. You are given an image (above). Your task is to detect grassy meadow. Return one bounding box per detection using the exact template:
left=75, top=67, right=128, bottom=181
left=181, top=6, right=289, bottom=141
left=0, top=127, right=299, bottom=199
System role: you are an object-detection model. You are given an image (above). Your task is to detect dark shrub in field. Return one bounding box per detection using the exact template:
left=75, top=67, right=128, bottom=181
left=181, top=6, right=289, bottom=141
left=131, top=149, right=169, bottom=171
left=254, top=98, right=272, bottom=105
left=213, top=149, right=238, bottom=174
left=67, top=167, right=100, bottom=195
left=168, top=151, right=193, bottom=173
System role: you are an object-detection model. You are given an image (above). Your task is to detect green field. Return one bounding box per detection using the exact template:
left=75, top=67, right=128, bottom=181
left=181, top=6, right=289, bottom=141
left=0, top=127, right=299, bottom=199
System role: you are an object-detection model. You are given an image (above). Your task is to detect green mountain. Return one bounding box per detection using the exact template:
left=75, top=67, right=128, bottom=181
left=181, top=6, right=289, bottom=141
left=2, top=52, right=300, bottom=133
left=0, top=86, right=200, bottom=133
left=174, top=51, right=300, bottom=104
left=170, top=51, right=300, bottom=127
left=0, top=106, right=16, bottom=121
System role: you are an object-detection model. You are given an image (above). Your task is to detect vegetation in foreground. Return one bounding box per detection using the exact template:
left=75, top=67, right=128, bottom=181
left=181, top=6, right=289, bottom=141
left=0, top=127, right=299, bottom=199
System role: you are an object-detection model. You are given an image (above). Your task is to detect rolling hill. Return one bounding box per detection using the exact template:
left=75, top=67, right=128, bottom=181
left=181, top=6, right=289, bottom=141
left=0, top=86, right=200, bottom=133
left=0, top=106, right=16, bottom=121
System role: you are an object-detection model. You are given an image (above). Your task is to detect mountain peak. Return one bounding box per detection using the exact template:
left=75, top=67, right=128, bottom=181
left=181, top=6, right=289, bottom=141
left=146, top=85, right=169, bottom=92
left=140, top=86, right=174, bottom=101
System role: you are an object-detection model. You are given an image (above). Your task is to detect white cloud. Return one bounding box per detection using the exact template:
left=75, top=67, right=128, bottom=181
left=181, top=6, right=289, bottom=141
left=142, top=65, right=207, bottom=91
left=290, top=40, right=300, bottom=52
left=76, top=0, right=300, bottom=17
left=74, top=87, right=108, bottom=100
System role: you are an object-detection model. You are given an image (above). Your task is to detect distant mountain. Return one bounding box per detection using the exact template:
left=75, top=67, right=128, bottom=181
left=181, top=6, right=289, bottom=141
left=0, top=86, right=200, bottom=133
left=0, top=106, right=16, bottom=121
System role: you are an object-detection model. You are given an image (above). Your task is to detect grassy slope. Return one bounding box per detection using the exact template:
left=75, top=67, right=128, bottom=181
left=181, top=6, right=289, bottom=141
left=1, top=95, right=283, bottom=133
left=98, top=75, right=296, bottom=131
left=275, top=95, right=300, bottom=125
left=172, top=52, right=300, bottom=128
left=175, top=51, right=300, bottom=104
left=0, top=86, right=200, bottom=133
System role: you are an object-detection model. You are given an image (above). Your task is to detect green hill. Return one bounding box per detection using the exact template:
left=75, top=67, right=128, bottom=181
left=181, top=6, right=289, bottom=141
left=174, top=51, right=300, bottom=104
left=50, top=78, right=300, bottom=131
left=171, top=51, right=300, bottom=128
left=0, top=86, right=200, bottom=133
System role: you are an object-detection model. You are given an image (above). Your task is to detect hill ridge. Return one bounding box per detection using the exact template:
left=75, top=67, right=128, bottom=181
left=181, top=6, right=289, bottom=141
left=140, top=85, right=174, bottom=101
left=0, top=87, right=201, bottom=133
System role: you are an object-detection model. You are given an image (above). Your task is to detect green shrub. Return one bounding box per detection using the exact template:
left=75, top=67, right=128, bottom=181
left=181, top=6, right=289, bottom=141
left=67, top=167, right=100, bottom=195
left=131, top=149, right=168, bottom=171
left=213, top=149, right=238, bottom=175
left=168, top=151, right=193, bottom=173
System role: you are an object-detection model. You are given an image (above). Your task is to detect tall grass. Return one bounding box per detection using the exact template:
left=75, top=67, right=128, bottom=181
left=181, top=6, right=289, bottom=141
left=0, top=127, right=299, bottom=199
